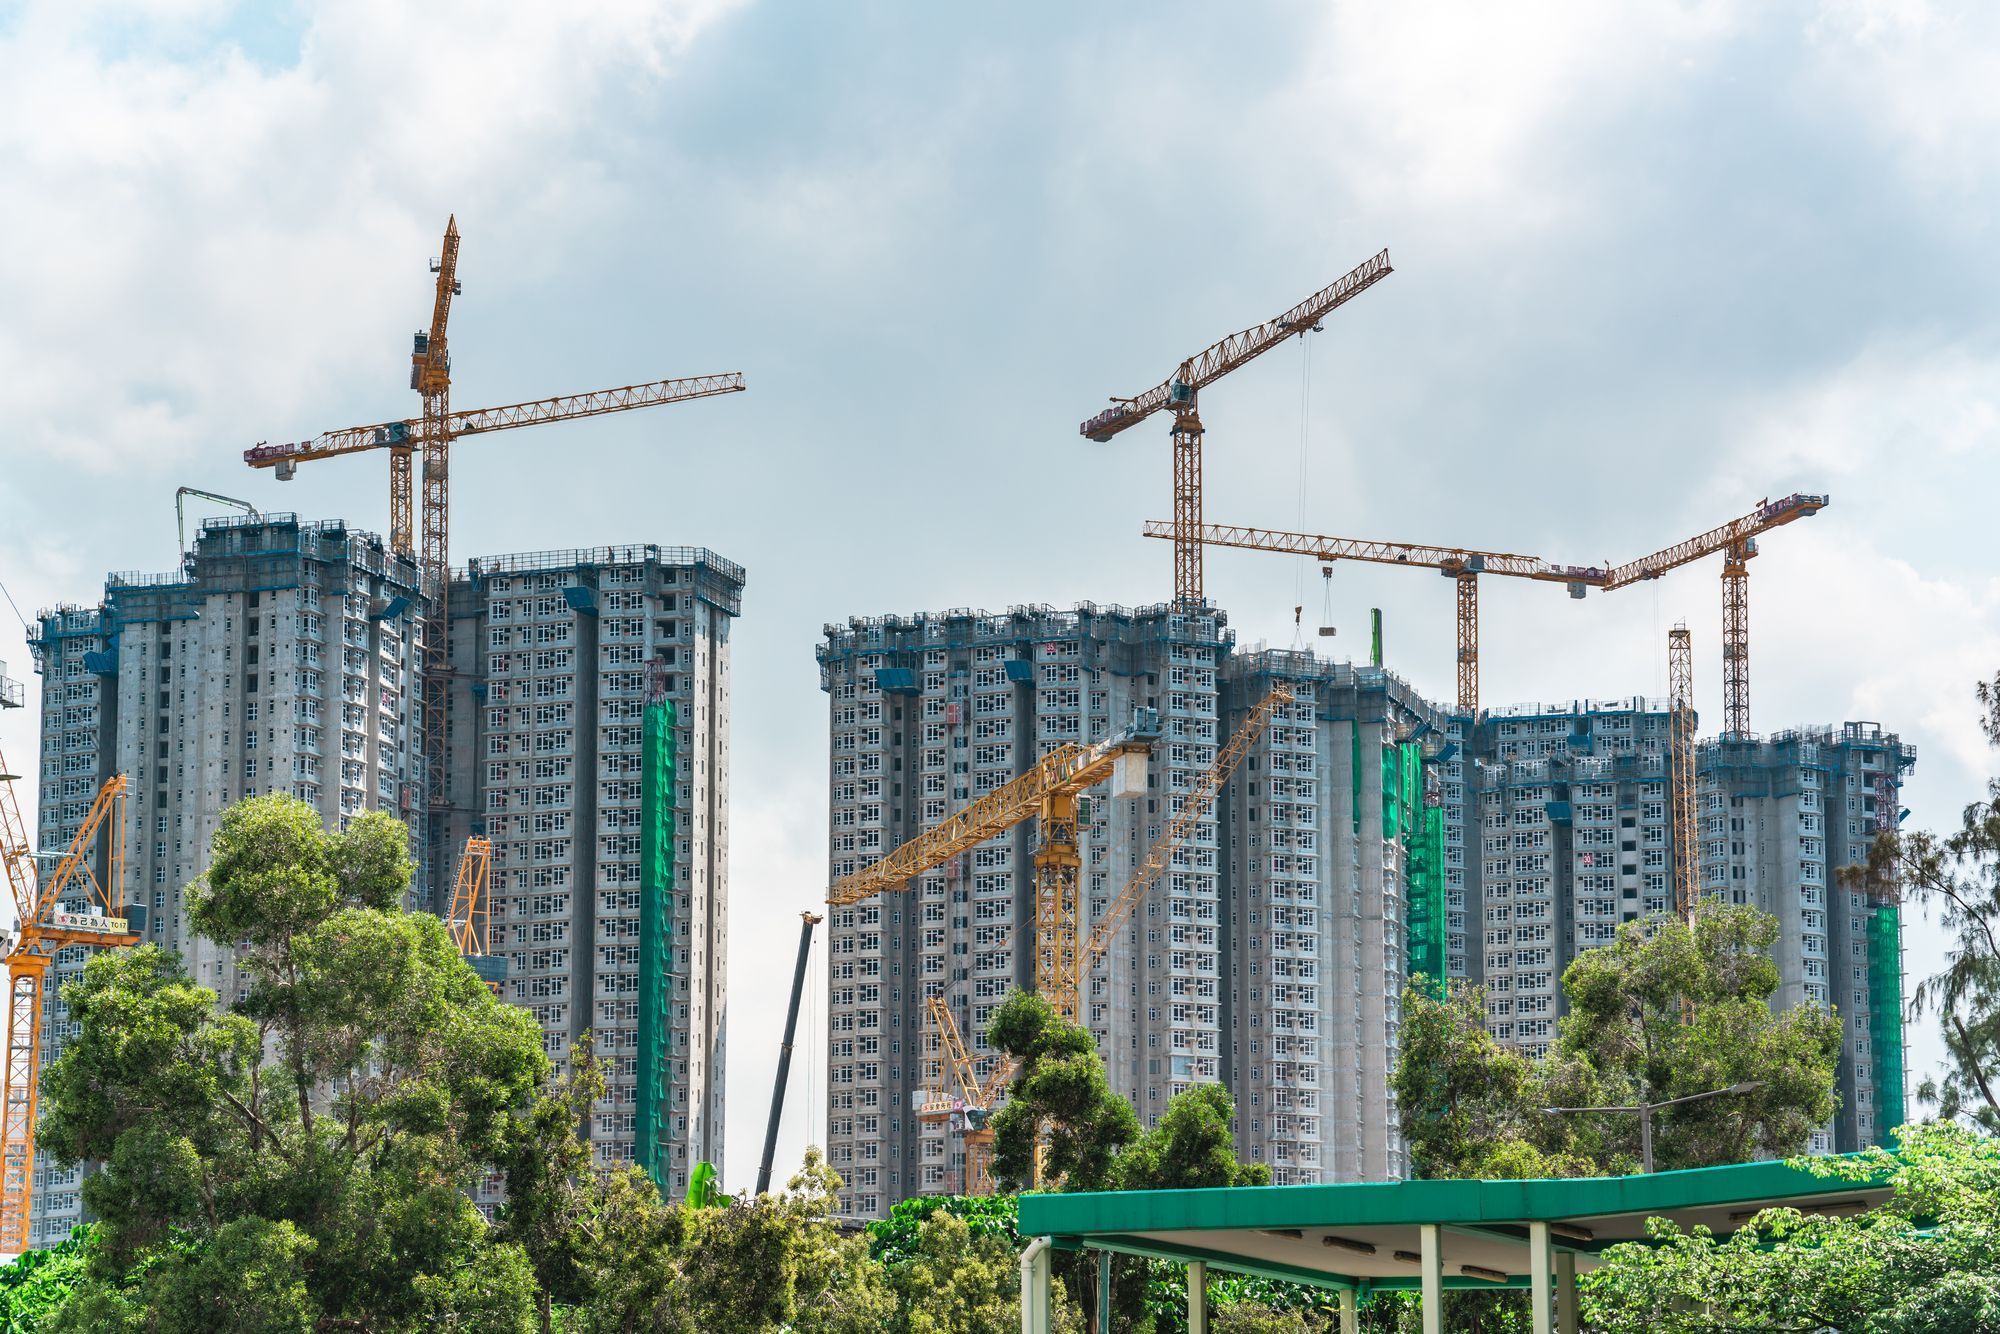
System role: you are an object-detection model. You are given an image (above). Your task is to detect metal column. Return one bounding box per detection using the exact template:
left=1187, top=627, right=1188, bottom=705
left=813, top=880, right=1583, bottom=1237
left=1420, top=1223, right=1443, bottom=1334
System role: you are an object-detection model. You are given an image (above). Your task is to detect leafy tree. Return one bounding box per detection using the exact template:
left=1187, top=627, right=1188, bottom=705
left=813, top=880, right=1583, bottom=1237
left=1115, top=1083, right=1270, bottom=1191
left=984, top=989, right=1273, bottom=1333
left=1846, top=671, right=2000, bottom=1132
left=883, top=1210, right=1023, bottom=1334
left=1546, top=903, right=1843, bottom=1172
left=1393, top=979, right=1584, bottom=1180
left=0, top=1222, right=98, bottom=1331
left=868, top=1194, right=1024, bottom=1268
left=1581, top=1122, right=2000, bottom=1332
left=576, top=1148, right=893, bottom=1334
left=986, top=991, right=1139, bottom=1193
left=1209, top=1299, right=1316, bottom=1334
left=35, top=794, right=547, bottom=1332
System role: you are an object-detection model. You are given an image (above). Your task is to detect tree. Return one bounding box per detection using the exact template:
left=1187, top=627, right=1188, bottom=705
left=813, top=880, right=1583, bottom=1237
left=1546, top=903, right=1843, bottom=1172
left=35, top=794, right=548, bottom=1332
left=575, top=1148, right=894, bottom=1334
left=1846, top=671, right=2000, bottom=1132
left=985, top=991, right=1138, bottom=1193
left=1393, top=979, right=1584, bottom=1180
left=983, top=989, right=1271, bottom=1333
left=1581, top=1123, right=2000, bottom=1332
left=883, top=1210, right=1021, bottom=1334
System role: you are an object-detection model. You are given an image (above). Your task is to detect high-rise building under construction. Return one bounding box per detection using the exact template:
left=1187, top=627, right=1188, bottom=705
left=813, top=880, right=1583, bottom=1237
left=27, top=513, right=427, bottom=1248
left=817, top=605, right=1442, bottom=1218
left=1450, top=701, right=1914, bottom=1154
left=30, top=523, right=744, bottom=1238
left=444, top=544, right=742, bottom=1191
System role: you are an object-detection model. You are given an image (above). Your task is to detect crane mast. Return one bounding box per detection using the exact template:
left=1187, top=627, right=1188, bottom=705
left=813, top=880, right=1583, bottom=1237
left=1668, top=625, right=1699, bottom=922
left=1082, top=251, right=1392, bottom=608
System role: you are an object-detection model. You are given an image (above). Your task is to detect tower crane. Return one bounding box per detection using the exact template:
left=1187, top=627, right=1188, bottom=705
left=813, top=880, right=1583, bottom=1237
left=1667, top=625, right=1698, bottom=922
left=243, top=216, right=748, bottom=858
left=1146, top=520, right=1578, bottom=714
left=444, top=835, right=505, bottom=994
left=1080, top=251, right=1392, bottom=608
left=0, top=760, right=134, bottom=1256
left=1151, top=492, right=1827, bottom=723
left=895, top=688, right=1295, bottom=1192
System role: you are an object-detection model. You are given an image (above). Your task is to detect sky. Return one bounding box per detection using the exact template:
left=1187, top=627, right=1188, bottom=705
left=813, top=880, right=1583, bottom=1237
left=1, top=0, right=1997, bottom=1192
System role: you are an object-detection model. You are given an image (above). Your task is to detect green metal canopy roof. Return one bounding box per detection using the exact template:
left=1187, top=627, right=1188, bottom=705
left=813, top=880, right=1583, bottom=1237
left=1017, top=1158, right=1892, bottom=1294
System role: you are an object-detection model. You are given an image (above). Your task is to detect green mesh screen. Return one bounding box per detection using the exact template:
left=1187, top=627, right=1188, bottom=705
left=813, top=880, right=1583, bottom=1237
left=1399, top=743, right=1447, bottom=997
left=1351, top=722, right=1362, bottom=836
left=637, top=695, right=678, bottom=1189
left=1867, top=902, right=1906, bottom=1145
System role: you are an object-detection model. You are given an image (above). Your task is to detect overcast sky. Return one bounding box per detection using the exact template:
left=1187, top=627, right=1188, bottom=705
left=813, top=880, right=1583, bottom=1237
left=2, top=0, right=1996, bottom=1191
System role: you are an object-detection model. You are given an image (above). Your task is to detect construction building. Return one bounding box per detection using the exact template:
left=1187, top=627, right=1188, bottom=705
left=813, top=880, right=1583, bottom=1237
left=1697, top=724, right=1914, bottom=1152
left=1458, top=698, right=1680, bottom=1056
left=444, top=544, right=742, bottom=1191
left=1449, top=700, right=1913, bottom=1154
left=817, top=606, right=1446, bottom=1218
left=26, top=513, right=427, bottom=1247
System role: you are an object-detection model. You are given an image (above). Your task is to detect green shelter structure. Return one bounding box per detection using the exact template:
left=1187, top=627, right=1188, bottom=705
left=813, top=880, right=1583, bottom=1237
left=1015, top=1159, right=1892, bottom=1333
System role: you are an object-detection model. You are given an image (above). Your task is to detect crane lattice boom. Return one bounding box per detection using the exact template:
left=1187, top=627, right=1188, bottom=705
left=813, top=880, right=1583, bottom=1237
left=1598, top=493, right=1827, bottom=590
left=1080, top=251, right=1393, bottom=443
left=242, top=374, right=748, bottom=469
left=826, top=717, right=1158, bottom=907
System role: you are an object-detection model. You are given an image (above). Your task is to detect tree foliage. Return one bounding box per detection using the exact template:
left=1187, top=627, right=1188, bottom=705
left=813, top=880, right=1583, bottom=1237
left=1582, top=1123, right=2000, bottom=1332
left=1397, top=903, right=1841, bottom=1181
left=37, top=795, right=547, bottom=1331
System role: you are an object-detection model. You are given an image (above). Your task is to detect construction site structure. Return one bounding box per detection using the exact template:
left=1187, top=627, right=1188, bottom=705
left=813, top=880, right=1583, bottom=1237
left=446, top=835, right=505, bottom=992
left=908, top=686, right=1293, bottom=1193
left=818, top=604, right=1445, bottom=1216
left=1152, top=492, right=1827, bottom=721
left=451, top=544, right=743, bottom=1195
left=1667, top=626, right=1699, bottom=922
left=1695, top=722, right=1912, bottom=1150
left=0, top=662, right=136, bottom=1255
left=757, top=911, right=822, bottom=1196
left=242, top=216, right=747, bottom=894
left=1082, top=251, right=1392, bottom=609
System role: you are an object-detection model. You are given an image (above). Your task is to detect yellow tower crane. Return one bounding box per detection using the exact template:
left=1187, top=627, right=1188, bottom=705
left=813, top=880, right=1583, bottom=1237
left=1152, top=492, right=1827, bottom=724
left=1667, top=625, right=1699, bottom=923
left=0, top=761, right=134, bottom=1256
left=244, top=216, right=748, bottom=855
left=851, top=687, right=1295, bottom=1193
left=1081, top=252, right=1392, bottom=608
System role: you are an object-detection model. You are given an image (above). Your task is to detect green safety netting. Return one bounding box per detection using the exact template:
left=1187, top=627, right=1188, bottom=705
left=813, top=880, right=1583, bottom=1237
left=1867, top=902, right=1906, bottom=1144
left=1398, top=743, right=1447, bottom=998
left=637, top=695, right=678, bottom=1190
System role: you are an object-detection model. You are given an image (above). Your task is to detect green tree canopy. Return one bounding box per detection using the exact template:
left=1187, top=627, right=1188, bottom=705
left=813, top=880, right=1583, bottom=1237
left=36, top=794, right=547, bottom=1332
left=1583, top=1123, right=2000, bottom=1332
left=1546, top=903, right=1843, bottom=1172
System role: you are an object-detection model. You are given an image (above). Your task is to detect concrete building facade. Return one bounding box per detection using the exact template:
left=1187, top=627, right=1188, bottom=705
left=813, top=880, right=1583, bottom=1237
left=446, top=544, right=741, bottom=1190
left=1698, top=723, right=1914, bottom=1152
left=27, top=514, right=427, bottom=1247
left=817, top=606, right=1443, bottom=1218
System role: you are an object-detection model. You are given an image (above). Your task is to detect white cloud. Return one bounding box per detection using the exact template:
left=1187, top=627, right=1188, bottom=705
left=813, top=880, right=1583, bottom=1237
left=0, top=0, right=743, bottom=474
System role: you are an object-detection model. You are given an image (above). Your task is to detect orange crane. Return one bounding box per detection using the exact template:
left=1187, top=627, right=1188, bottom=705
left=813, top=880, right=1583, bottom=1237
left=243, top=216, right=747, bottom=847
left=444, top=835, right=504, bottom=993
left=1081, top=251, right=1392, bottom=608
left=1667, top=625, right=1698, bottom=922
left=1146, top=520, right=1580, bottom=713
left=0, top=763, right=134, bottom=1256
left=1151, top=493, right=1827, bottom=726
left=904, top=687, right=1294, bottom=1192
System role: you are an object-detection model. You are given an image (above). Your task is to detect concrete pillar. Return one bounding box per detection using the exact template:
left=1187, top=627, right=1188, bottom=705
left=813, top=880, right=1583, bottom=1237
left=1529, top=1221, right=1553, bottom=1334
left=1420, top=1223, right=1443, bottom=1334
left=1339, top=1287, right=1359, bottom=1334
left=1558, top=1251, right=1579, bottom=1334
left=1189, top=1260, right=1208, bottom=1334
